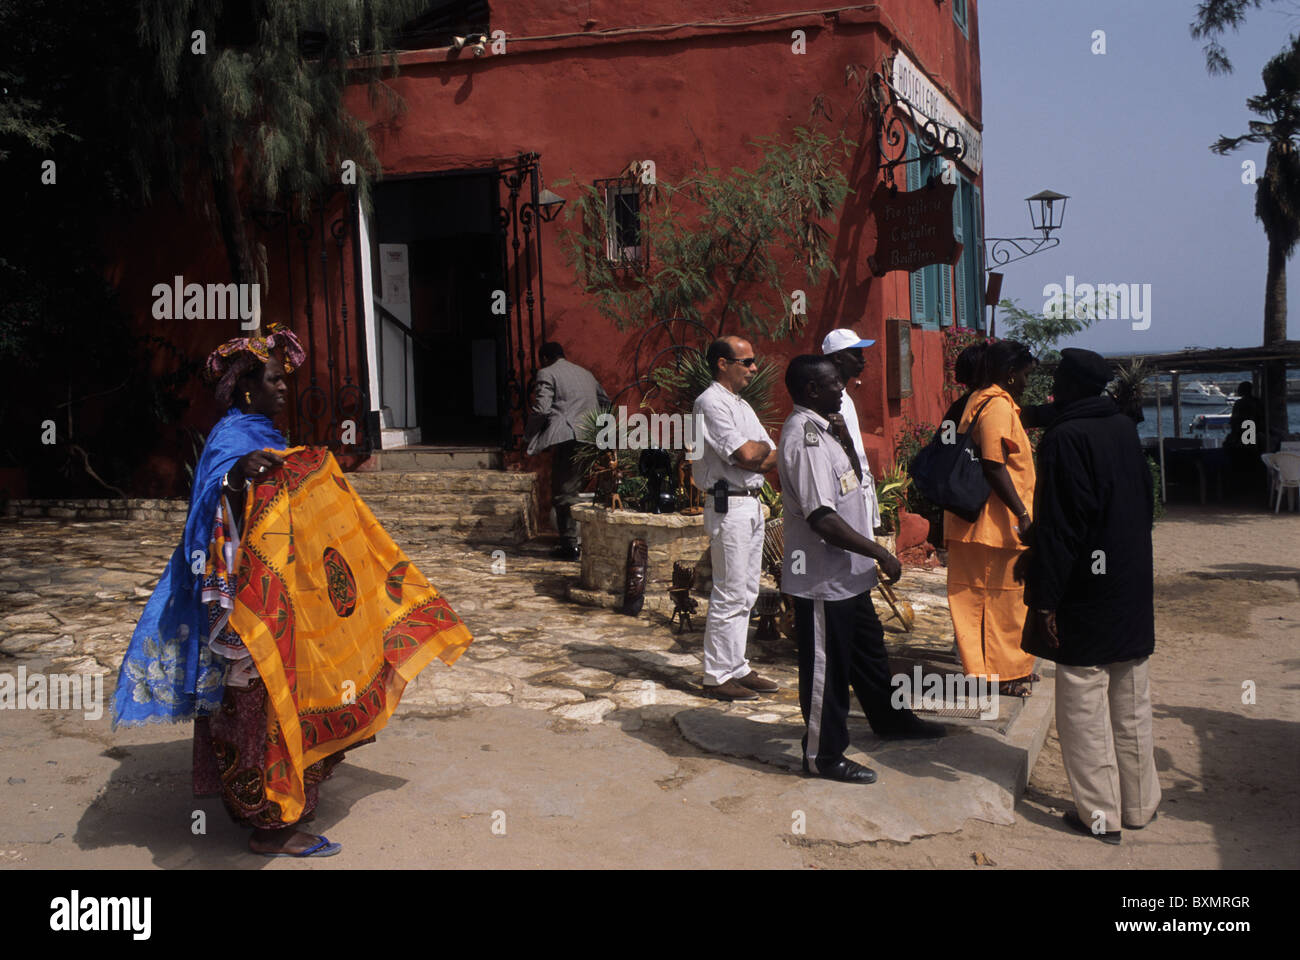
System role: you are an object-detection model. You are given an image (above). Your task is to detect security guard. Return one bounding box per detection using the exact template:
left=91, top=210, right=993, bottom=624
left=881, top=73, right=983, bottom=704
left=778, top=355, right=944, bottom=784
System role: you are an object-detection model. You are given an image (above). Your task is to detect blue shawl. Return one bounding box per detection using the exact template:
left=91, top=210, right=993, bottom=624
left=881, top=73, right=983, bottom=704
left=112, top=409, right=286, bottom=728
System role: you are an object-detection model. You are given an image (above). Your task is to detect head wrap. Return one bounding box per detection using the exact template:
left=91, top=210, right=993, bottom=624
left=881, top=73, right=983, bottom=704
left=1057, top=348, right=1112, bottom=394
left=204, top=323, right=306, bottom=407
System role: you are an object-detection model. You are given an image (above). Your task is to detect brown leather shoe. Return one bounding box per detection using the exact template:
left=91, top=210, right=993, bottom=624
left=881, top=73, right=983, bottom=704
left=735, top=670, right=779, bottom=693
left=705, top=678, right=759, bottom=701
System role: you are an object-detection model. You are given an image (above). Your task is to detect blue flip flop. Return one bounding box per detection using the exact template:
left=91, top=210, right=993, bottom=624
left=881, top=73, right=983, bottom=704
left=262, top=834, right=342, bottom=858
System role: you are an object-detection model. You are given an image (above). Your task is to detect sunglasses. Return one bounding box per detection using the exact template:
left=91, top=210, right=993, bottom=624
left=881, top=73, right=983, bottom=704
left=725, top=356, right=757, bottom=368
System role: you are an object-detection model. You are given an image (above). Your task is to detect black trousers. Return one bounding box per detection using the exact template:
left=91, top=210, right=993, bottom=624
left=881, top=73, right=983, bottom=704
left=550, top=439, right=583, bottom=546
left=793, top=591, right=910, bottom=771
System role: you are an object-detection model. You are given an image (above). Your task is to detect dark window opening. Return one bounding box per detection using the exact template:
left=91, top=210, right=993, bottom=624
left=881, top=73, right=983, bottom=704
left=595, top=175, right=649, bottom=273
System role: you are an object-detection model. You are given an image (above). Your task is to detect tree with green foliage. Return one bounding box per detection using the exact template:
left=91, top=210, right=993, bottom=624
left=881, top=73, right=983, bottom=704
left=133, top=0, right=425, bottom=287
left=0, top=0, right=430, bottom=495
left=1210, top=32, right=1300, bottom=443
left=1191, top=0, right=1288, bottom=74
left=560, top=126, right=853, bottom=341
left=997, top=294, right=1106, bottom=407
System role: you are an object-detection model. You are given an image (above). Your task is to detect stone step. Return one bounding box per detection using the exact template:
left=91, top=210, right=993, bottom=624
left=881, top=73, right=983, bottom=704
left=348, top=470, right=537, bottom=494
left=366, top=493, right=532, bottom=516
left=377, top=512, right=530, bottom=543
left=359, top=446, right=503, bottom=471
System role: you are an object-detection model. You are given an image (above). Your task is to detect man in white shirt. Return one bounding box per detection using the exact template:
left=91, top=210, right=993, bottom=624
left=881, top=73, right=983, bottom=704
left=821, top=328, right=881, bottom=533
left=691, top=336, right=781, bottom=701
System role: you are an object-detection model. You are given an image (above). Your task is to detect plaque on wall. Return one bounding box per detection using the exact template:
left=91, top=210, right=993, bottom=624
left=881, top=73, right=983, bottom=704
left=886, top=317, right=912, bottom=400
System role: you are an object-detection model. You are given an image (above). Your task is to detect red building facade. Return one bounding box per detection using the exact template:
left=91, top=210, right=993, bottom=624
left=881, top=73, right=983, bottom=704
left=112, top=1, right=986, bottom=495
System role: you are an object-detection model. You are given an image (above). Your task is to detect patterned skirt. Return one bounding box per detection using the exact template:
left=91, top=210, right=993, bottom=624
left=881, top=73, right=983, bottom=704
left=192, top=679, right=370, bottom=830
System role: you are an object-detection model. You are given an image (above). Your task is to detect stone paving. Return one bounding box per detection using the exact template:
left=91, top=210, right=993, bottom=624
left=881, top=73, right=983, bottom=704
left=1, top=515, right=1055, bottom=848
left=0, top=515, right=973, bottom=730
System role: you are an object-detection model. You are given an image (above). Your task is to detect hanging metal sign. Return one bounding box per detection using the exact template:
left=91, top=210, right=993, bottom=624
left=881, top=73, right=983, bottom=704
left=867, top=179, right=962, bottom=276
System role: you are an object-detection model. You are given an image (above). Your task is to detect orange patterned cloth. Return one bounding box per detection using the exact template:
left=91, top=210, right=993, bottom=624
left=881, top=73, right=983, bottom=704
left=231, top=446, right=473, bottom=822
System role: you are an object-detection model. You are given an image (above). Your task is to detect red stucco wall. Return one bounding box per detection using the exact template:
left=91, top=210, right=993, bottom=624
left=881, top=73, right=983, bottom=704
left=106, top=1, right=982, bottom=493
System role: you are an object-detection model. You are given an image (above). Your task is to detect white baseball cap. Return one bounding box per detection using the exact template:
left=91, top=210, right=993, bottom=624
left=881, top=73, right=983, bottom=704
left=821, top=328, right=876, bottom=353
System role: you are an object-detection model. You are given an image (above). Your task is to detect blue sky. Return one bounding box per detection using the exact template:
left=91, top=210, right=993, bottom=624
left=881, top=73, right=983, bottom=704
left=980, top=0, right=1300, bottom=354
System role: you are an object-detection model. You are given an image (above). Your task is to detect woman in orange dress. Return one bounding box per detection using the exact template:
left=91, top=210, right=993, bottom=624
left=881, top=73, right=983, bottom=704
left=944, top=340, right=1040, bottom=697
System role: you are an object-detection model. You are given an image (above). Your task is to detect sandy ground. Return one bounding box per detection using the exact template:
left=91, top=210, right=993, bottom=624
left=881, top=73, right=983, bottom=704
left=823, top=503, right=1300, bottom=869
left=1, top=503, right=1296, bottom=871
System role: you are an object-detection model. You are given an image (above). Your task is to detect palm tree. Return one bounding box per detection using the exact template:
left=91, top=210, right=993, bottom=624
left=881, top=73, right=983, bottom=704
left=1211, top=33, right=1300, bottom=442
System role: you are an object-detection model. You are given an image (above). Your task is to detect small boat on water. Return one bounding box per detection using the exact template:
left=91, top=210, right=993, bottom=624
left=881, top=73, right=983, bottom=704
left=1145, top=381, right=1236, bottom=404
left=1179, top=381, right=1236, bottom=405
left=1190, top=412, right=1232, bottom=432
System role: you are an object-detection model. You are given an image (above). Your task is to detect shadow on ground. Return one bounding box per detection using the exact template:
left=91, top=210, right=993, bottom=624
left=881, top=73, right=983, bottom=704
left=72, top=739, right=406, bottom=868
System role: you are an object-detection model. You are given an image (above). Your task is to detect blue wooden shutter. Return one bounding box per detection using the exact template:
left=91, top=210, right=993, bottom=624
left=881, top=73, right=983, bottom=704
left=906, top=137, right=927, bottom=324
left=953, top=176, right=966, bottom=327
left=935, top=157, right=952, bottom=327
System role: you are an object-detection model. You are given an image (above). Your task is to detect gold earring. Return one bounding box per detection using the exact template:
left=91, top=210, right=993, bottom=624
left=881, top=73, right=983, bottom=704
left=244, top=391, right=252, bottom=404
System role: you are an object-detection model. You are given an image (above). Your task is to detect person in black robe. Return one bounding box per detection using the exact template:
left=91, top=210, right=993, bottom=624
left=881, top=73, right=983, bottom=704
left=1017, top=348, right=1161, bottom=844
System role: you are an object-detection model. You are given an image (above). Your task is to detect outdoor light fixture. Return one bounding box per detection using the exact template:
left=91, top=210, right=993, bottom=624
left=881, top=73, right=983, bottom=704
left=1026, top=189, right=1068, bottom=238
left=984, top=188, right=1070, bottom=271
left=536, top=188, right=566, bottom=223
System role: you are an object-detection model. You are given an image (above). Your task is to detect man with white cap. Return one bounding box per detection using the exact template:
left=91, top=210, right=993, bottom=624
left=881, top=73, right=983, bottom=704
left=820, top=328, right=882, bottom=535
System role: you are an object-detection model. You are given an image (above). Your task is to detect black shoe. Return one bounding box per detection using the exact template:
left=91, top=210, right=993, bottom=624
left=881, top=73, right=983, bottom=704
left=1063, top=809, right=1122, bottom=845
left=549, top=544, right=580, bottom=561
left=876, top=716, right=947, bottom=740
left=802, top=757, right=877, bottom=784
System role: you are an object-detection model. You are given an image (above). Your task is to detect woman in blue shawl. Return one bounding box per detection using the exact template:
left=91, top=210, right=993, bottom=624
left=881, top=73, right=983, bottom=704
left=112, top=325, right=341, bottom=857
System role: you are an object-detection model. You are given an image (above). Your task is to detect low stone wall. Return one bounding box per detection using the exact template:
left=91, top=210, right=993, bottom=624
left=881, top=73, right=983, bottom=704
left=571, top=503, right=710, bottom=611
left=3, top=498, right=189, bottom=523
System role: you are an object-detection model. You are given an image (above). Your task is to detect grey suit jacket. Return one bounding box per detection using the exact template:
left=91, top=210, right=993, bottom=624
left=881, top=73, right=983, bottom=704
left=525, top=358, right=609, bottom=455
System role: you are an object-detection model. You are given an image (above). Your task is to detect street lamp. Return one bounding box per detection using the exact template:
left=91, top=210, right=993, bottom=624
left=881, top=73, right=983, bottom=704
left=983, top=188, right=1070, bottom=336
left=1026, top=189, right=1068, bottom=239
left=984, top=187, right=1070, bottom=271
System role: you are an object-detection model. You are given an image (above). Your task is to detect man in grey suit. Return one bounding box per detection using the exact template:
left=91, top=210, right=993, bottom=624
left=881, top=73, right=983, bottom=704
left=526, top=342, right=609, bottom=561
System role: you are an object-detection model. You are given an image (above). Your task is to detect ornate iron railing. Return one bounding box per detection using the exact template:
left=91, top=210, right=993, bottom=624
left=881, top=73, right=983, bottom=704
left=250, top=186, right=372, bottom=454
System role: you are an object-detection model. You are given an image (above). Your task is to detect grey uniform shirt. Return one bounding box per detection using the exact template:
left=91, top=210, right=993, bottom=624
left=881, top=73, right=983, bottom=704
left=691, top=381, right=775, bottom=492
left=778, top=404, right=878, bottom=600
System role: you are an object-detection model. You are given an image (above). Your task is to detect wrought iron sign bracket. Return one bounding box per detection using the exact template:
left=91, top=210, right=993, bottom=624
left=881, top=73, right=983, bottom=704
left=870, top=60, right=967, bottom=190
left=984, top=236, right=1061, bottom=271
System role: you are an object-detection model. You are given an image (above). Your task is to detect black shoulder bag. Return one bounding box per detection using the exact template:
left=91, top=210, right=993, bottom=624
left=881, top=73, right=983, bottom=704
left=908, top=398, right=994, bottom=523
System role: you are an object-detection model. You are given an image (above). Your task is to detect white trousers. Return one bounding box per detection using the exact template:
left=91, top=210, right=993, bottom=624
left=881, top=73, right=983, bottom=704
left=1056, top=657, right=1162, bottom=832
left=702, top=498, right=764, bottom=685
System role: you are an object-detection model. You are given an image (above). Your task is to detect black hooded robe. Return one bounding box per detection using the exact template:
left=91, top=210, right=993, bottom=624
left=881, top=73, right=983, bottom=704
left=1023, top=397, right=1156, bottom=666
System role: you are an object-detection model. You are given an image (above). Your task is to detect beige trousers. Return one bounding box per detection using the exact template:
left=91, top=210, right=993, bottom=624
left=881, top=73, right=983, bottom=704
left=1055, top=657, right=1162, bottom=832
